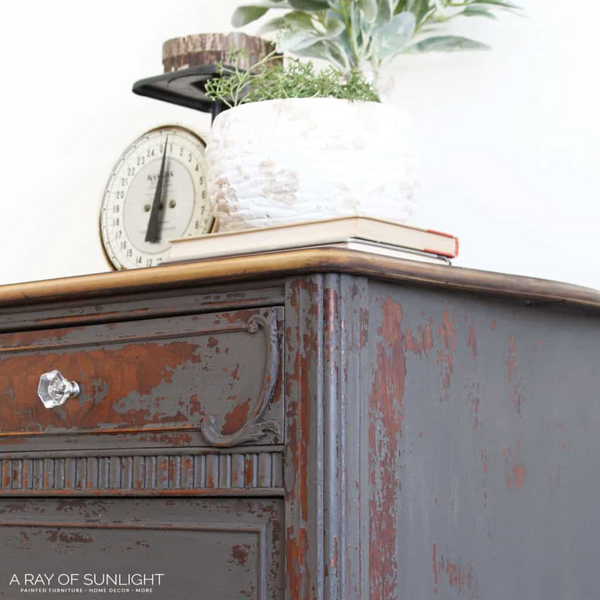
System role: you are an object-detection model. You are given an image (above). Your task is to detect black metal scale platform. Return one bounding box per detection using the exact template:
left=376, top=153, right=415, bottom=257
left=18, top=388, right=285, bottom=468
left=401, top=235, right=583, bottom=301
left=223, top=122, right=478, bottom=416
left=132, top=65, right=231, bottom=121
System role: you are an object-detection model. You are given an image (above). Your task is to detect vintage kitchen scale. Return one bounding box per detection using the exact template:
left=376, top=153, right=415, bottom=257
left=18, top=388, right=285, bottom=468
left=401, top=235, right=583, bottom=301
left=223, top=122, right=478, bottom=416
left=99, top=33, right=275, bottom=271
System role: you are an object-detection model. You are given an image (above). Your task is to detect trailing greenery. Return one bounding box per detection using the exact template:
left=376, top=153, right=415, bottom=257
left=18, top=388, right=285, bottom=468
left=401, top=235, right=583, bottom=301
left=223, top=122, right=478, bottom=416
left=205, top=54, right=380, bottom=107
left=231, top=0, right=521, bottom=84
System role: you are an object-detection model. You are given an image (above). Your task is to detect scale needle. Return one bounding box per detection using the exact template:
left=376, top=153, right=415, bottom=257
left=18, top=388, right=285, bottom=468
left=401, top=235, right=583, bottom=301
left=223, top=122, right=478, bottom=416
left=145, top=136, right=169, bottom=243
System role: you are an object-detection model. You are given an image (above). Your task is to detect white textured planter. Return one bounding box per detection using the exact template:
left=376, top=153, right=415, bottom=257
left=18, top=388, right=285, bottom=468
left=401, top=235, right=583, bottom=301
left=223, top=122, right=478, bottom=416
left=206, top=98, right=418, bottom=232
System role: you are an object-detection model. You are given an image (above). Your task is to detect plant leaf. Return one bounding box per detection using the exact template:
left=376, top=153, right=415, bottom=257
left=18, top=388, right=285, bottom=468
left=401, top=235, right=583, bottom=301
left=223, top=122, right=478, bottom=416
left=276, top=29, right=322, bottom=52
left=360, top=0, right=379, bottom=23
left=404, top=0, right=434, bottom=24
left=232, top=6, right=270, bottom=26
left=258, top=11, right=315, bottom=33
left=232, top=1, right=292, bottom=26
left=297, top=40, right=351, bottom=72
left=336, top=30, right=356, bottom=65
left=257, top=17, right=284, bottom=33
left=471, top=0, right=520, bottom=9
left=351, top=6, right=363, bottom=43
left=406, top=35, right=491, bottom=52
left=377, top=0, right=395, bottom=25
left=462, top=6, right=497, bottom=19
left=374, top=11, right=416, bottom=60
left=288, top=0, right=329, bottom=10
left=325, top=40, right=352, bottom=72
left=325, top=11, right=345, bottom=36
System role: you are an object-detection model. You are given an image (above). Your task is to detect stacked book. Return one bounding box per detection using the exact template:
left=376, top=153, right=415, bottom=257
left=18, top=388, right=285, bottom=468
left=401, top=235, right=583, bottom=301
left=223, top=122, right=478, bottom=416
left=165, top=216, right=459, bottom=266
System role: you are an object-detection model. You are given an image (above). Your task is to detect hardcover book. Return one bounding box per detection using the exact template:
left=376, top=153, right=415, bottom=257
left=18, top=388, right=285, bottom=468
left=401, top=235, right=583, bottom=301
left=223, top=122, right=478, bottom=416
left=166, top=216, right=459, bottom=263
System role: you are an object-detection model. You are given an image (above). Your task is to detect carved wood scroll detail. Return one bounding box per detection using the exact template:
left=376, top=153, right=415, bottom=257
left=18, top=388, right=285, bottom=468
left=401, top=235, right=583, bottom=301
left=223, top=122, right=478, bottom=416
left=201, top=312, right=282, bottom=447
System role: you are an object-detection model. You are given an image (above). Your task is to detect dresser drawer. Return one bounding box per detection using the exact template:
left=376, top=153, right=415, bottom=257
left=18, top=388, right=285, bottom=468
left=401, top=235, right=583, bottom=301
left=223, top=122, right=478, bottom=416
left=0, top=307, right=283, bottom=452
left=0, top=497, right=283, bottom=599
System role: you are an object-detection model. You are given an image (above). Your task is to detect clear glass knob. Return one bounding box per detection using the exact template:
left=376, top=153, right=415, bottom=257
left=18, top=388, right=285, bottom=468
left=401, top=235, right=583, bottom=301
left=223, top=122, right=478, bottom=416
left=38, top=370, right=80, bottom=409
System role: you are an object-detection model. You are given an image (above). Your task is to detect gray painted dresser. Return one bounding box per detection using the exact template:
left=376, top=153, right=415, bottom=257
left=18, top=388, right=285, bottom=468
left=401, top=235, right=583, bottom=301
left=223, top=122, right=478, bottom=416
left=0, top=248, right=598, bottom=599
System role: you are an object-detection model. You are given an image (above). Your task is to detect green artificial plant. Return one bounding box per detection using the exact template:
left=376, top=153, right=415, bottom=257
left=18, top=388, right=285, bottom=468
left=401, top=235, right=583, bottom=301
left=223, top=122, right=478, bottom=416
left=232, top=0, right=521, bottom=87
left=205, top=54, right=380, bottom=107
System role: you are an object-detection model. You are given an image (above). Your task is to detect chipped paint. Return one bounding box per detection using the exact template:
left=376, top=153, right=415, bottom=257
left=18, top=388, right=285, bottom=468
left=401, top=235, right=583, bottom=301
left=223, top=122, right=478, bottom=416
left=437, top=349, right=454, bottom=398
left=404, top=324, right=433, bottom=356
left=369, top=296, right=405, bottom=600
left=503, top=443, right=526, bottom=490
left=437, top=310, right=456, bottom=353
left=506, top=333, right=524, bottom=415
left=0, top=497, right=284, bottom=597
left=230, top=543, right=252, bottom=566
left=222, top=399, right=251, bottom=435
left=286, top=526, right=310, bottom=599
left=511, top=465, right=525, bottom=489
left=469, top=395, right=480, bottom=430
left=0, top=451, right=284, bottom=494
left=46, top=530, right=94, bottom=545
left=468, top=321, right=478, bottom=360
left=359, top=307, right=369, bottom=349
left=284, top=277, right=322, bottom=599
left=432, top=310, right=456, bottom=400
left=0, top=308, right=284, bottom=447
left=433, top=545, right=479, bottom=599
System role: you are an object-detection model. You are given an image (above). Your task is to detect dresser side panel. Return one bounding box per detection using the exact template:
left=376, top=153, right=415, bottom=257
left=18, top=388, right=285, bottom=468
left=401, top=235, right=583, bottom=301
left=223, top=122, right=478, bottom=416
left=367, top=279, right=600, bottom=600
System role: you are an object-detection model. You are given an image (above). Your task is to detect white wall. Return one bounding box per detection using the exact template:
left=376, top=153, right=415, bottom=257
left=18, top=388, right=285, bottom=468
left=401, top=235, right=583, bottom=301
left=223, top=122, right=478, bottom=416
left=0, top=0, right=598, bottom=288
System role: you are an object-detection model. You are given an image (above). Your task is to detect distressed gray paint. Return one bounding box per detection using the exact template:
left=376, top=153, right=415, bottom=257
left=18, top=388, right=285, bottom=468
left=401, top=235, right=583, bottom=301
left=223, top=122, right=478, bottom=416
left=0, top=498, right=283, bottom=599
left=369, top=280, right=600, bottom=599
left=0, top=268, right=598, bottom=599
left=283, top=274, right=372, bottom=600
left=0, top=282, right=285, bottom=332
left=0, top=307, right=284, bottom=452
left=0, top=449, right=283, bottom=495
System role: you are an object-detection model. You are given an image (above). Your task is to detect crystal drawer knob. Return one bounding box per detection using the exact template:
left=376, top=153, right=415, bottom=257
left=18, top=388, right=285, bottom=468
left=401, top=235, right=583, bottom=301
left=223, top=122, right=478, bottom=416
left=38, top=370, right=80, bottom=409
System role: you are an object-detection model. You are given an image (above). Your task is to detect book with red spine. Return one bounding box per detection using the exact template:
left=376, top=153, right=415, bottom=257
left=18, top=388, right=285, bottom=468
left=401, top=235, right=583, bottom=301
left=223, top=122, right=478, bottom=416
left=166, top=216, right=459, bottom=263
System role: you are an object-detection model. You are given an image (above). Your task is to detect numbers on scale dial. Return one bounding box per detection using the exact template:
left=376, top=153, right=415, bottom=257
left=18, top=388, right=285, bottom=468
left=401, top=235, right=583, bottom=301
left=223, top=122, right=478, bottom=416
left=100, top=127, right=210, bottom=270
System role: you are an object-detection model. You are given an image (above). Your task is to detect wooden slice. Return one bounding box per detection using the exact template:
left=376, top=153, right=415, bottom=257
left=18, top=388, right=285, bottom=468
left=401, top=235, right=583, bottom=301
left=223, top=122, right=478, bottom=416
left=163, top=33, right=277, bottom=73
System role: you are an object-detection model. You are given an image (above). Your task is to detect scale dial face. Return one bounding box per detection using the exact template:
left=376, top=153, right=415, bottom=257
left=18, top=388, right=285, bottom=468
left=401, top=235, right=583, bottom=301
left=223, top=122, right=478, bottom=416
left=100, top=125, right=211, bottom=270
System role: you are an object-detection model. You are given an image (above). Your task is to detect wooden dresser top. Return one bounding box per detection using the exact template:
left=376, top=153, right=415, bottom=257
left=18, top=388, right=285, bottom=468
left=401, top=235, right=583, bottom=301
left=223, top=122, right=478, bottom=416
left=1, top=248, right=599, bottom=313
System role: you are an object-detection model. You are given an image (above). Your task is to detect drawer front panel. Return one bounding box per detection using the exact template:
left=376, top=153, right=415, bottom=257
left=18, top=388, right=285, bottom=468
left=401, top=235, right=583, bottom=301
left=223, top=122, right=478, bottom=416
left=0, top=498, right=283, bottom=599
left=0, top=307, right=283, bottom=451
